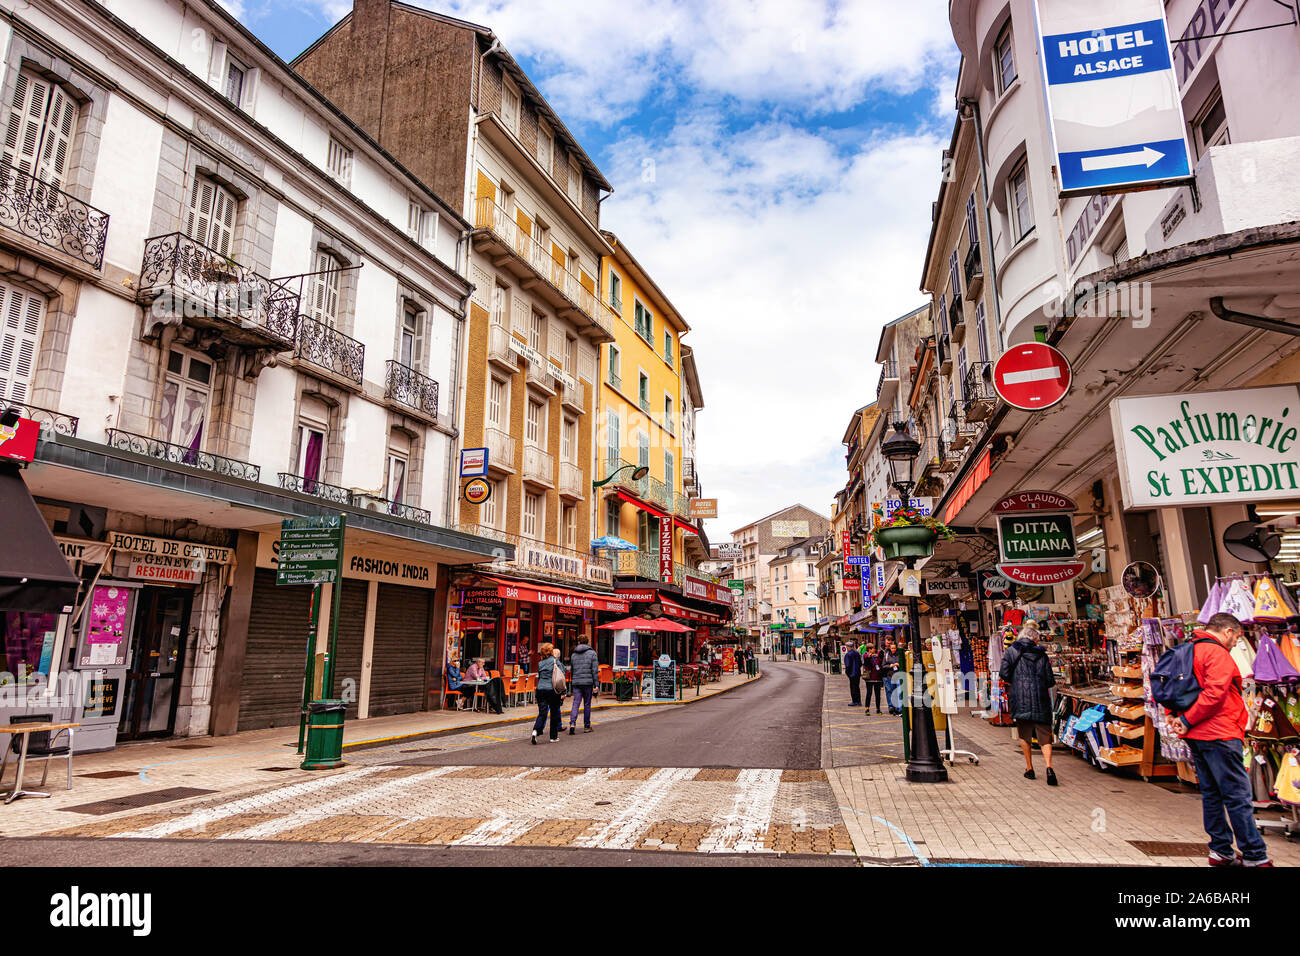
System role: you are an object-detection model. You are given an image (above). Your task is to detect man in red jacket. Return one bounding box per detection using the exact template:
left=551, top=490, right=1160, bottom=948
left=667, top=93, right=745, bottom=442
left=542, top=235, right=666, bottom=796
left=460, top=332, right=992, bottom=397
left=1172, top=612, right=1271, bottom=867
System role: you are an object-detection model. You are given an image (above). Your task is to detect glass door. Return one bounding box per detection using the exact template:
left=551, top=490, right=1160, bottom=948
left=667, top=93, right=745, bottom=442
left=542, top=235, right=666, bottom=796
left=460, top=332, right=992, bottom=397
left=119, top=588, right=191, bottom=739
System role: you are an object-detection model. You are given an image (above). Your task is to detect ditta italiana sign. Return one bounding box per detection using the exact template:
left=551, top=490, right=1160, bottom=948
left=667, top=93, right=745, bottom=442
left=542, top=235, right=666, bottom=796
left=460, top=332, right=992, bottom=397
left=1111, top=385, right=1300, bottom=509
left=997, top=513, right=1077, bottom=563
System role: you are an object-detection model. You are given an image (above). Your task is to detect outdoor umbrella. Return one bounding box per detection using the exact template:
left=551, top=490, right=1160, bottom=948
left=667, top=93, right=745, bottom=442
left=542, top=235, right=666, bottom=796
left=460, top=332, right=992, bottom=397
left=590, top=535, right=638, bottom=551
left=598, top=616, right=694, bottom=632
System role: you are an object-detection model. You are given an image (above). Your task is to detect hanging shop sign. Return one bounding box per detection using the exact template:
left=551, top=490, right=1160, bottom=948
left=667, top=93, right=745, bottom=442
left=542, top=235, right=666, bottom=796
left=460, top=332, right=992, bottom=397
left=107, top=532, right=233, bottom=565
left=977, top=570, right=1017, bottom=602
left=877, top=605, right=908, bottom=626
left=996, top=562, right=1088, bottom=586
left=56, top=536, right=111, bottom=566
left=926, top=577, right=973, bottom=595
left=0, top=415, right=39, bottom=462
left=689, top=498, right=718, bottom=519
left=996, top=512, right=1077, bottom=563
left=660, top=520, right=674, bottom=583
left=880, top=497, right=934, bottom=521
left=1034, top=0, right=1193, bottom=196
left=845, top=555, right=871, bottom=566
left=992, top=343, right=1072, bottom=411
left=843, top=576, right=860, bottom=591
left=463, top=478, right=492, bottom=504
left=716, top=543, right=742, bottom=559
left=460, top=448, right=489, bottom=478
left=993, top=491, right=1077, bottom=514
left=1111, top=385, right=1300, bottom=509
left=902, top=570, right=922, bottom=597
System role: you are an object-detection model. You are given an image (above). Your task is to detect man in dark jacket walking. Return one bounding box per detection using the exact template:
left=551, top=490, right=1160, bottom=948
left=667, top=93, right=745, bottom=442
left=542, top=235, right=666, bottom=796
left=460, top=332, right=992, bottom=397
left=843, top=642, right=862, bottom=706
left=999, top=625, right=1058, bottom=785
left=567, top=640, right=600, bottom=734
left=1171, top=612, right=1272, bottom=867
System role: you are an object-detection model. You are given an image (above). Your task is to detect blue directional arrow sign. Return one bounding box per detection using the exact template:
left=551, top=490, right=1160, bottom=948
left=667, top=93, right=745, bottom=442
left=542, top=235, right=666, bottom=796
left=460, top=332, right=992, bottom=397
left=1035, top=0, right=1193, bottom=196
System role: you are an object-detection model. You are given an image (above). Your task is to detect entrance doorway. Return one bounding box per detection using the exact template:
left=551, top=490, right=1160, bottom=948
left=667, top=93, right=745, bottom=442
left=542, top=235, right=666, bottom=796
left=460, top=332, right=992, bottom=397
left=119, top=587, right=191, bottom=739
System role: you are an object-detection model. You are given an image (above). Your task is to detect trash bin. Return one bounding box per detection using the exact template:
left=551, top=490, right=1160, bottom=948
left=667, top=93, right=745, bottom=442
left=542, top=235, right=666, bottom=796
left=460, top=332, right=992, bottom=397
left=301, top=699, right=346, bottom=770
left=830, top=658, right=841, bottom=675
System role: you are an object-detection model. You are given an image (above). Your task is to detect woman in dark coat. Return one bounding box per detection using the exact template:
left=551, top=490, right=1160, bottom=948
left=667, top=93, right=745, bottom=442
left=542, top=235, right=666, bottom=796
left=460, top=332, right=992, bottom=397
left=998, top=625, right=1058, bottom=785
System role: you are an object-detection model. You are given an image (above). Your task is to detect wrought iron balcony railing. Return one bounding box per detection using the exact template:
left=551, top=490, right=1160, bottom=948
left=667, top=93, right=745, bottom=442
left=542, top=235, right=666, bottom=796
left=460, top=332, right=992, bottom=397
left=964, top=239, right=983, bottom=287
left=876, top=359, right=899, bottom=399
left=2, top=401, right=77, bottom=437
left=948, top=298, right=964, bottom=335
left=385, top=360, right=439, bottom=417
left=647, top=476, right=672, bottom=510
left=357, top=494, right=431, bottom=524
left=606, top=549, right=660, bottom=581
left=296, top=314, right=364, bottom=386
left=674, top=493, right=690, bottom=519
left=278, top=472, right=352, bottom=505
left=137, top=233, right=298, bottom=343
left=601, top=458, right=648, bottom=497
left=0, top=165, right=109, bottom=268
left=106, top=428, right=261, bottom=481
left=963, top=361, right=998, bottom=421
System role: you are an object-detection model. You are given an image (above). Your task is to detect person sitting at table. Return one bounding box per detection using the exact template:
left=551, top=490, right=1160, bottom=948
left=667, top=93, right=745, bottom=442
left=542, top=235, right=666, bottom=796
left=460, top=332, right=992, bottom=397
left=446, top=660, right=464, bottom=708
left=465, top=658, right=489, bottom=681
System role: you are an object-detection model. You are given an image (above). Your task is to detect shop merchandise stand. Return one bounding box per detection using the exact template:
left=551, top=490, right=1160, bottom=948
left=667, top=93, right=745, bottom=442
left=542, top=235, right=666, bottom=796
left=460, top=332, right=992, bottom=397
left=1255, top=804, right=1300, bottom=839
left=1096, top=646, right=1148, bottom=772
left=940, top=721, right=979, bottom=766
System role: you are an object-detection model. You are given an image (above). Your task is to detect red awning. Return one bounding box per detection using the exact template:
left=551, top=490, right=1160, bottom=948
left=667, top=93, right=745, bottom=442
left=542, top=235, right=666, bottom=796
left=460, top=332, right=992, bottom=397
left=483, top=576, right=629, bottom=614
left=615, top=489, right=671, bottom=521
left=659, top=597, right=723, bottom=624
left=672, top=517, right=699, bottom=536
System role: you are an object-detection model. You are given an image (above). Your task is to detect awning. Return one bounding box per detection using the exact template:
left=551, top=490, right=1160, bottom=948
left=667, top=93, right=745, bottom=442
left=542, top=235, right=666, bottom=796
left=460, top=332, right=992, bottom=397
left=615, top=490, right=670, bottom=521
left=483, top=575, right=629, bottom=613
left=659, top=596, right=723, bottom=624
left=597, top=615, right=694, bottom=632
left=0, top=464, right=80, bottom=612
left=671, top=517, right=699, bottom=536
left=816, top=624, right=830, bottom=635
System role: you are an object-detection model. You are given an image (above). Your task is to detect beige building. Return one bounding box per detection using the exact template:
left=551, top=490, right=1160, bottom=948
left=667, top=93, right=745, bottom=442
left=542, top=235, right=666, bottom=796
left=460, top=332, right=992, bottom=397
left=731, top=504, right=830, bottom=640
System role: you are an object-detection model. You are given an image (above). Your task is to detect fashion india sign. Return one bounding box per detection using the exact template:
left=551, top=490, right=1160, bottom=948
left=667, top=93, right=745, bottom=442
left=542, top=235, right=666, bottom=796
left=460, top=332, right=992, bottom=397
left=1111, top=385, right=1300, bottom=509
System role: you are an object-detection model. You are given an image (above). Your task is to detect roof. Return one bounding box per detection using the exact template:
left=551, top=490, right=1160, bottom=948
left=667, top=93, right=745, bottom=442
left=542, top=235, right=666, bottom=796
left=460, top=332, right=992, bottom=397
left=681, top=345, right=704, bottom=409
left=601, top=232, right=691, bottom=333
left=875, top=304, right=930, bottom=363
left=732, top=503, right=828, bottom=536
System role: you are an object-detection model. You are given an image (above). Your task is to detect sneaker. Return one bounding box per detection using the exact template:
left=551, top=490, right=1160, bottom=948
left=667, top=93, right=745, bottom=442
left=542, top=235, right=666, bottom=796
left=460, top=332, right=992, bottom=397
left=584, top=726, right=593, bottom=733
left=549, top=736, right=559, bottom=742
left=1046, top=768, right=1058, bottom=787
left=1024, top=769, right=1035, bottom=780
left=1244, top=857, right=1274, bottom=867
left=1208, top=849, right=1241, bottom=867
left=531, top=733, right=538, bottom=745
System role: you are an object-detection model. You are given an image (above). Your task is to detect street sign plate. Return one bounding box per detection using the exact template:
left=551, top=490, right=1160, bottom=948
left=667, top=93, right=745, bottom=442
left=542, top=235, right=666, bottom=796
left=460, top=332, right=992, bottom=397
left=278, top=515, right=344, bottom=586
left=993, top=343, right=1072, bottom=411
left=997, top=513, right=1078, bottom=563
left=1035, top=0, right=1193, bottom=196
left=997, top=561, right=1088, bottom=586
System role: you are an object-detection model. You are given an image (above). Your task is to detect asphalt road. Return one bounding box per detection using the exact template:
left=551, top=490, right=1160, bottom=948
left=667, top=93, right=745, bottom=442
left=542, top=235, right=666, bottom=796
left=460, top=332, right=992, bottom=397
left=379, top=660, right=825, bottom=769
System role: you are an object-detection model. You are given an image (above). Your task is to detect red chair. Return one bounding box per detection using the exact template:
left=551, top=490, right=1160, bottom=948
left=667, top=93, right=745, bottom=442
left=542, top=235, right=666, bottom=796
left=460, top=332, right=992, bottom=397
left=442, top=687, right=463, bottom=710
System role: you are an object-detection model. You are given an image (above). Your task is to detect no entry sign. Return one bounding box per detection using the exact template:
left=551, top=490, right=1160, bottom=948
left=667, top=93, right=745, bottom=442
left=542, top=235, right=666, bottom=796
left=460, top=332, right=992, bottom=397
left=993, top=343, right=1072, bottom=411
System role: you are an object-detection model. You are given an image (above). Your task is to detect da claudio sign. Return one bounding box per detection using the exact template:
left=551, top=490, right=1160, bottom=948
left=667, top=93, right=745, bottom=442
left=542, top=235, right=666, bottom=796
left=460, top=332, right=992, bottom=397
left=1111, top=385, right=1300, bottom=509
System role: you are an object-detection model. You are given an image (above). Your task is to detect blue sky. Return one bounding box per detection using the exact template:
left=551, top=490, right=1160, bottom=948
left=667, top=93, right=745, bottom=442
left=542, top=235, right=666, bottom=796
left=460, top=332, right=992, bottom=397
left=231, top=0, right=960, bottom=535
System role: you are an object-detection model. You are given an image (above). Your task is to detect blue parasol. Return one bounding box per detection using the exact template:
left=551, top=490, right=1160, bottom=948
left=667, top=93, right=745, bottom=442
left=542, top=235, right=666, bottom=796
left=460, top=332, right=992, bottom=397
left=590, top=535, right=638, bottom=552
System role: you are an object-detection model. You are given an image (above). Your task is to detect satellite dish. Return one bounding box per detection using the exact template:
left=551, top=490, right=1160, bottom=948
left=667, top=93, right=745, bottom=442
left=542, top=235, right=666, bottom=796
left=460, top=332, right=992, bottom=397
left=1122, top=561, right=1162, bottom=599
left=1222, top=521, right=1282, bottom=564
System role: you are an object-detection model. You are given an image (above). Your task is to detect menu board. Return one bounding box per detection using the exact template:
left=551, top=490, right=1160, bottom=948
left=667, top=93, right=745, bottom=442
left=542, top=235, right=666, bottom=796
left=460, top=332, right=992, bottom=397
left=614, top=643, right=629, bottom=667
left=721, top=648, right=736, bottom=672
left=80, top=585, right=132, bottom=667
left=653, top=657, right=676, bottom=701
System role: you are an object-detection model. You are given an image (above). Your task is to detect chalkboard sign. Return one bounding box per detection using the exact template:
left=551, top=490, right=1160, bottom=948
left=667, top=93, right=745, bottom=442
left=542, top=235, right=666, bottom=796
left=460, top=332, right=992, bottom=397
left=653, top=658, right=676, bottom=701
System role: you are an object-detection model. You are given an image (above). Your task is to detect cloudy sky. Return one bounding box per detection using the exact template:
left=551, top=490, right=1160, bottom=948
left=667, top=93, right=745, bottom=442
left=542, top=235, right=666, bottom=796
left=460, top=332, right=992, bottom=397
left=235, top=0, right=960, bottom=538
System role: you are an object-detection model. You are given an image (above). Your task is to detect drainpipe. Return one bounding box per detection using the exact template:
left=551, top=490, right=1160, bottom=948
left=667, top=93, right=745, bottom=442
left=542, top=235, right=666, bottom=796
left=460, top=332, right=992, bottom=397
left=960, top=96, right=1006, bottom=356
left=445, top=285, right=469, bottom=529
left=1210, top=297, right=1300, bottom=337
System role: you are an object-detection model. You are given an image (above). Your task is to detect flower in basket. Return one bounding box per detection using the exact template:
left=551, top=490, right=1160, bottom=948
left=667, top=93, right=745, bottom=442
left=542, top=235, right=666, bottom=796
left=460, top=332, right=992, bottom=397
left=865, top=507, right=956, bottom=551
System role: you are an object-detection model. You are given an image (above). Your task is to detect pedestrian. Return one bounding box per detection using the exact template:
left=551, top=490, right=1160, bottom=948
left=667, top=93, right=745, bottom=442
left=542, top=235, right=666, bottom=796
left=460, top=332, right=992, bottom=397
left=880, top=640, right=900, bottom=715
left=843, top=640, right=862, bottom=706
left=531, top=642, right=564, bottom=744
left=999, top=624, right=1058, bottom=785
left=861, top=643, right=883, bottom=713
left=1170, top=612, right=1273, bottom=866
left=567, top=637, right=599, bottom=735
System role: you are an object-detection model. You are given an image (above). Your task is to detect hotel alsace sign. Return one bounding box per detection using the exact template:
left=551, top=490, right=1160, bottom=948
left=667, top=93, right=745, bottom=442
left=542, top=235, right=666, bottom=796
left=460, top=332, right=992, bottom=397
left=1111, top=385, right=1300, bottom=509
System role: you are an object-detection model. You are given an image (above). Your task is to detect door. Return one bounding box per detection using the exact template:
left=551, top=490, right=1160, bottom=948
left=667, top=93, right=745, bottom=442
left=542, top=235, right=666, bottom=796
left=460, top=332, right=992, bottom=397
left=369, top=583, right=431, bottom=716
left=119, top=587, right=192, bottom=740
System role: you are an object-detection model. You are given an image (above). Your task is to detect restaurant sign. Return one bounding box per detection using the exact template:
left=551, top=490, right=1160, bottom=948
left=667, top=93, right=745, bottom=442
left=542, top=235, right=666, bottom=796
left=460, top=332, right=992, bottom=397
left=108, top=532, right=233, bottom=565
left=877, top=605, right=908, bottom=626
left=926, top=577, right=973, bottom=595
left=1111, top=385, right=1300, bottom=509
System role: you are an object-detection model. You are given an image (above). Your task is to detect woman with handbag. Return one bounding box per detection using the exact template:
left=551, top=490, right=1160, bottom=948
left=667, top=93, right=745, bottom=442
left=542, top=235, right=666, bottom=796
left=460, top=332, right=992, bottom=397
left=532, top=643, right=565, bottom=744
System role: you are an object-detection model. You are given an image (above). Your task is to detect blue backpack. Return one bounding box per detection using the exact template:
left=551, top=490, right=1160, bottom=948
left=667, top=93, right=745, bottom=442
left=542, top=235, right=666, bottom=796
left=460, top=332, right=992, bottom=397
left=1150, top=638, right=1218, bottom=712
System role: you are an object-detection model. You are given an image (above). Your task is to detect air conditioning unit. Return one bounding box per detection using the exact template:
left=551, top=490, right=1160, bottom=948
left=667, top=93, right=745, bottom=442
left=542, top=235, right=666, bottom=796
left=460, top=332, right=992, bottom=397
left=352, top=492, right=388, bottom=512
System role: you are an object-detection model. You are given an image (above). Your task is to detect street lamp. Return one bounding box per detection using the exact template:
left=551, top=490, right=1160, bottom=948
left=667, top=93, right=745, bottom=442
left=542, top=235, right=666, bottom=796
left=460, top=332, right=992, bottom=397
left=881, top=422, right=947, bottom=783
left=592, top=463, right=650, bottom=490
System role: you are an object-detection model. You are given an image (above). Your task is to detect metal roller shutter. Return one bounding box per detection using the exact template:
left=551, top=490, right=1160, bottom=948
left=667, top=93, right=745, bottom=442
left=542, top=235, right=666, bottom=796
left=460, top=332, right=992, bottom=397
left=239, top=568, right=312, bottom=732
left=369, top=583, right=431, bottom=716
left=332, top=579, right=367, bottom=719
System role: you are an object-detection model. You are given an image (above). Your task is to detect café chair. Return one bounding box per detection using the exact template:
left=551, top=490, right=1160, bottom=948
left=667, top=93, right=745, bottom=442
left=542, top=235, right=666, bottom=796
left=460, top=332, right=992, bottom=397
left=598, top=664, right=614, bottom=695
left=0, top=713, right=74, bottom=792
left=470, top=683, right=488, bottom=713
left=442, top=687, right=463, bottom=711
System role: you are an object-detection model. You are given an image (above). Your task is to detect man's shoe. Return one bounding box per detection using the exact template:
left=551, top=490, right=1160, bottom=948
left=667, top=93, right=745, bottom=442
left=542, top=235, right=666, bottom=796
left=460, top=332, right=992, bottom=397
left=569, top=727, right=575, bottom=735
left=531, top=734, right=538, bottom=745
left=1244, top=857, right=1274, bottom=867
left=1208, top=849, right=1242, bottom=867
left=1024, top=769, right=1035, bottom=780
left=1046, top=768, right=1058, bottom=786
left=584, top=726, right=593, bottom=733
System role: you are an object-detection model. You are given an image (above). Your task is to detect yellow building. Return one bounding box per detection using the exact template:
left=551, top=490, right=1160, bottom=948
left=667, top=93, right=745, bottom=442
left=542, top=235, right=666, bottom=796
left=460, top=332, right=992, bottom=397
left=596, top=232, right=708, bottom=584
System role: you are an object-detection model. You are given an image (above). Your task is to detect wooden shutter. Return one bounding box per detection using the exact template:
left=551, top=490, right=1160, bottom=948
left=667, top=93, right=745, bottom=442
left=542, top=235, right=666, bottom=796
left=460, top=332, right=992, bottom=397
left=185, top=177, right=236, bottom=254
left=0, top=282, right=44, bottom=403
left=311, top=250, right=340, bottom=327
left=36, top=84, right=76, bottom=190
left=3, top=70, right=51, bottom=176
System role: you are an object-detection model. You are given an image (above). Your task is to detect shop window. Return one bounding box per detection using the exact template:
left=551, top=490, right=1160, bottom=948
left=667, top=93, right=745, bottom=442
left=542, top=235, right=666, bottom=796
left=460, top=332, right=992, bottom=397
left=2, top=611, right=59, bottom=684
left=160, top=347, right=212, bottom=456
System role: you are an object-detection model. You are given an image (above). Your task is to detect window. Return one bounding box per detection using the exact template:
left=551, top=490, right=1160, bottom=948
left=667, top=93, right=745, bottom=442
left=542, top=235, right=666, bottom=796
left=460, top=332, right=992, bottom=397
left=225, top=58, right=246, bottom=106
left=1194, top=88, right=1230, bottom=157
left=525, top=398, right=545, bottom=446
left=1008, top=159, right=1033, bottom=241
left=966, top=192, right=979, bottom=246
left=948, top=249, right=961, bottom=296
left=308, top=250, right=342, bottom=327
left=608, top=345, right=621, bottom=387
left=637, top=430, right=649, bottom=471
left=565, top=336, right=577, bottom=377
left=664, top=449, right=674, bottom=490
left=994, top=23, right=1016, bottom=94
left=184, top=175, right=237, bottom=255
left=160, top=348, right=211, bottom=454
left=529, top=312, right=544, bottom=353
left=407, top=198, right=436, bottom=247
left=481, top=479, right=500, bottom=528
left=633, top=299, right=653, bottom=342
left=0, top=281, right=45, bottom=404
left=608, top=271, right=622, bottom=311
left=664, top=395, right=674, bottom=433
left=491, top=282, right=509, bottom=328
left=562, top=417, right=576, bottom=462
left=607, top=409, right=620, bottom=463
left=400, top=303, right=421, bottom=368
left=938, top=294, right=948, bottom=336
left=523, top=492, right=541, bottom=538
left=2, top=69, right=79, bottom=191
left=387, top=452, right=408, bottom=504
left=639, top=511, right=659, bottom=554
left=975, top=302, right=989, bottom=363
left=606, top=498, right=621, bottom=537
left=327, top=136, right=352, bottom=187
left=296, top=397, right=329, bottom=486
left=537, top=123, right=553, bottom=171
left=663, top=331, right=673, bottom=367
left=501, top=79, right=520, bottom=134
left=563, top=504, right=577, bottom=550
left=638, top=373, right=649, bottom=411
left=568, top=155, right=582, bottom=205
left=488, top=377, right=506, bottom=427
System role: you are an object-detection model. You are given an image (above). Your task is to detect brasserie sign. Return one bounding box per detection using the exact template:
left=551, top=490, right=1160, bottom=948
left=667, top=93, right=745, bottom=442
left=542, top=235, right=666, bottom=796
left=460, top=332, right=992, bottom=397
left=1111, top=385, right=1300, bottom=509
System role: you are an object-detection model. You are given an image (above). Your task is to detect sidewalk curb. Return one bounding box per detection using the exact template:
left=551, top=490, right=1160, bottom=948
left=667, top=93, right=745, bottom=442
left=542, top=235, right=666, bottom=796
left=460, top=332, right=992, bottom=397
left=342, top=670, right=765, bottom=752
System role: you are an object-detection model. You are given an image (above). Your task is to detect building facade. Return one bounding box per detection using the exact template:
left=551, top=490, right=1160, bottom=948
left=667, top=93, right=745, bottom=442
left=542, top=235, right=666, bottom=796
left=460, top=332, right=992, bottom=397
left=730, top=505, right=831, bottom=642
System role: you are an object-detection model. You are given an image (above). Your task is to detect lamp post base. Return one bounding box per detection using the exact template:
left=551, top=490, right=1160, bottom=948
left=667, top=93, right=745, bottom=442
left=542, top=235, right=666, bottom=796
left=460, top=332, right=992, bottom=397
left=905, top=763, right=949, bottom=783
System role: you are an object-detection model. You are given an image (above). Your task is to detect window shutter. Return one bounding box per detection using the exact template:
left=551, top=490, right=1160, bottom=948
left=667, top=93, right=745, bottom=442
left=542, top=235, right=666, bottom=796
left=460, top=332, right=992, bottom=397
left=0, top=282, right=46, bottom=403
left=3, top=70, right=52, bottom=176
left=311, top=250, right=340, bottom=327
left=240, top=68, right=261, bottom=111
left=413, top=307, right=426, bottom=371
left=37, top=83, right=76, bottom=190
left=185, top=178, right=214, bottom=246
left=210, top=184, right=236, bottom=256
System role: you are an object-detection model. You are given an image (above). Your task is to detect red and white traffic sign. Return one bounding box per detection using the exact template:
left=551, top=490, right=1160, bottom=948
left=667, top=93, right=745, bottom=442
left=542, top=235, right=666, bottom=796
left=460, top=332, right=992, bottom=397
left=996, top=562, right=1087, bottom=586
left=992, top=342, right=1072, bottom=411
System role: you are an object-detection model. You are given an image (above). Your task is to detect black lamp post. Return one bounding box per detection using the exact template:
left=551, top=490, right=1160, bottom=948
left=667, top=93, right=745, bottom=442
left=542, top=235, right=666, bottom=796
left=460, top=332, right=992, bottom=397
left=881, top=422, right=948, bottom=784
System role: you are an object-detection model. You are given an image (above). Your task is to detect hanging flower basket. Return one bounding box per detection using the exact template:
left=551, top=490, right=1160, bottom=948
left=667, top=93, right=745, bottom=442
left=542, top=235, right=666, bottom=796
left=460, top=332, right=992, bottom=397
left=874, top=525, right=938, bottom=559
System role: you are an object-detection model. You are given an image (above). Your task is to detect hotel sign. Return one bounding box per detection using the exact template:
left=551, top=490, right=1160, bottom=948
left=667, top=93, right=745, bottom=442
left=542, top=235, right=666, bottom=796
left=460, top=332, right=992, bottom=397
left=109, top=532, right=233, bottom=564
left=1111, top=385, right=1300, bottom=509
left=520, top=542, right=586, bottom=579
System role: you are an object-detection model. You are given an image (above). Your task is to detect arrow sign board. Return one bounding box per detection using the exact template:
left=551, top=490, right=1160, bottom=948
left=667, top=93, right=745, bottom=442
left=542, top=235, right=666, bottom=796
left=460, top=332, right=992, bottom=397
left=997, top=561, right=1088, bottom=586
left=993, top=343, right=1072, bottom=411
left=1034, top=0, right=1193, bottom=196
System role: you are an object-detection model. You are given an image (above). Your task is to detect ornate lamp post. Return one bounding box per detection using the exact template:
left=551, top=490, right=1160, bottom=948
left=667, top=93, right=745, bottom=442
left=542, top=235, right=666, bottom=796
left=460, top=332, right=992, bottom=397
left=880, top=422, right=948, bottom=783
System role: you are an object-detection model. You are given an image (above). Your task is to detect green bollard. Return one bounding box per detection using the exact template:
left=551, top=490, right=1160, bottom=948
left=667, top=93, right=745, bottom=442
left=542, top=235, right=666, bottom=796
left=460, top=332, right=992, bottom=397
left=301, top=699, right=346, bottom=770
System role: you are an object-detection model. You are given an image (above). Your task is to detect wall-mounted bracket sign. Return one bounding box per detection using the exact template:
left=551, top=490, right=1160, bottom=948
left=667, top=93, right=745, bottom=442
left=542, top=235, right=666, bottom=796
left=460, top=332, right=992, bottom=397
left=997, top=562, right=1088, bottom=586
left=463, top=478, right=492, bottom=504
left=993, top=491, right=1077, bottom=514
left=460, top=448, right=489, bottom=478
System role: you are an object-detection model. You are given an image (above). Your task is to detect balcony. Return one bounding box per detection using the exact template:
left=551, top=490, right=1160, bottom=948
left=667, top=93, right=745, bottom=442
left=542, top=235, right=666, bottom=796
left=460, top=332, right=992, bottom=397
left=385, top=360, right=439, bottom=421
left=948, top=297, right=966, bottom=344
left=937, top=333, right=953, bottom=375
left=0, top=165, right=109, bottom=269
left=646, top=476, right=672, bottom=511
left=674, top=493, right=690, bottom=519
left=964, top=240, right=984, bottom=300
left=600, top=458, right=648, bottom=497
left=2, top=401, right=77, bottom=438
left=606, top=549, right=660, bottom=581
left=458, top=526, right=588, bottom=584
left=919, top=436, right=944, bottom=477
left=963, top=361, right=998, bottom=422
left=607, top=368, right=621, bottom=391
left=137, top=233, right=298, bottom=351
left=278, top=472, right=352, bottom=505
left=522, top=444, right=554, bottom=487
left=471, top=196, right=614, bottom=342
left=488, top=322, right=518, bottom=370
left=937, top=434, right=960, bottom=473
left=105, top=428, right=260, bottom=481
left=352, top=492, right=432, bottom=524
left=295, top=314, right=364, bottom=389
left=525, top=359, right=557, bottom=395
left=683, top=457, right=698, bottom=492
left=945, top=409, right=977, bottom=451
left=484, top=426, right=516, bottom=473
left=558, top=460, right=584, bottom=500
left=560, top=378, right=585, bottom=413
left=876, top=359, right=899, bottom=404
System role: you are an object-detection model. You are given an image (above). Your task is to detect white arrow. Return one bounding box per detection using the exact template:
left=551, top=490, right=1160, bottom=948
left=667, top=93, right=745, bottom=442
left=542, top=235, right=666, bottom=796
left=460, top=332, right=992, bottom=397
left=1081, top=146, right=1165, bottom=172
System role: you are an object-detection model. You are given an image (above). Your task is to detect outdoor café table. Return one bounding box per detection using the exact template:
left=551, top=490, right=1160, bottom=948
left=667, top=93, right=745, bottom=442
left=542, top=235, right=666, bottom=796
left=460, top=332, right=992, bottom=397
left=457, top=680, right=489, bottom=711
left=0, top=721, right=79, bottom=805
